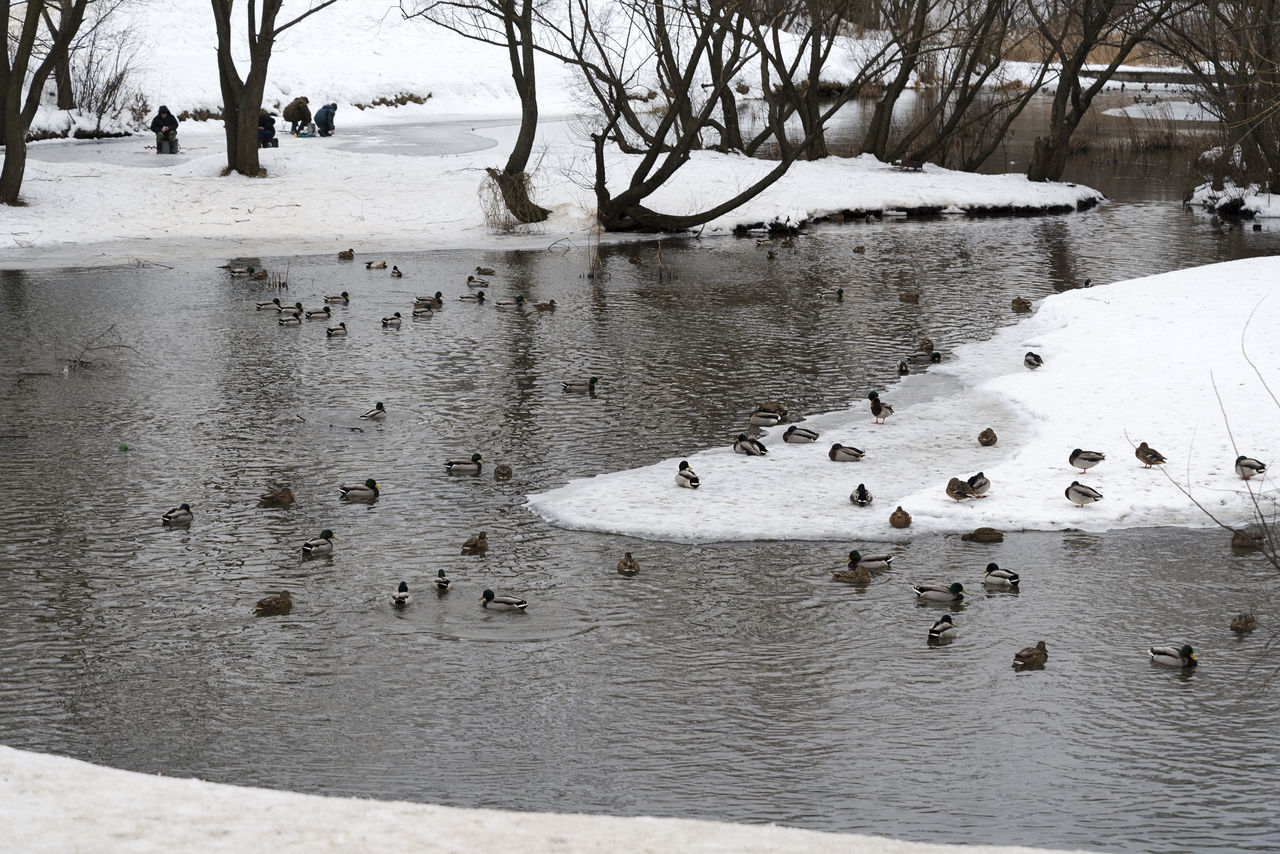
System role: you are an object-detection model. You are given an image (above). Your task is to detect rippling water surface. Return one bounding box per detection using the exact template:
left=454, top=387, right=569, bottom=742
left=2, top=110, right=1279, bottom=852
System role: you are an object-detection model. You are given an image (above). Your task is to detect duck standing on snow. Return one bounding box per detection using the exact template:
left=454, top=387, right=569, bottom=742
left=1065, top=481, right=1103, bottom=507
left=676, top=460, right=700, bottom=489
left=978, top=428, right=998, bottom=446
left=850, top=483, right=873, bottom=506
left=946, top=477, right=978, bottom=502
left=391, top=581, right=412, bottom=607
left=966, top=472, right=991, bottom=496
left=445, top=453, right=485, bottom=475
left=1069, top=449, right=1106, bottom=472
left=339, top=478, right=379, bottom=502
left=1234, top=455, right=1267, bottom=480
left=617, top=552, right=640, bottom=576
left=889, top=506, right=912, bottom=528
left=434, top=569, right=452, bottom=593
left=301, top=529, right=336, bottom=557
left=1013, top=641, right=1048, bottom=668
left=982, top=563, right=1020, bottom=587
left=1149, top=644, right=1197, bottom=668
left=913, top=582, right=967, bottom=603
left=828, top=443, right=865, bottom=462
left=162, top=503, right=194, bottom=526
left=360, top=402, right=387, bottom=421
left=928, top=614, right=957, bottom=642
left=481, top=589, right=527, bottom=611
left=749, top=409, right=782, bottom=427
left=783, top=426, right=819, bottom=443
left=734, top=433, right=768, bottom=456
left=868, top=391, right=894, bottom=424
left=1135, top=442, right=1166, bottom=468
left=1024, top=351, right=1044, bottom=370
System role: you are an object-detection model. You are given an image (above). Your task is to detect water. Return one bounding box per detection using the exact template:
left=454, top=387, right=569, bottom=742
left=2, top=102, right=1278, bottom=853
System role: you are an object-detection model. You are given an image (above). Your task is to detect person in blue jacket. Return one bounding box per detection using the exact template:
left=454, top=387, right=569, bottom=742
left=150, top=105, right=180, bottom=154
left=314, top=102, right=337, bottom=137
left=257, top=110, right=277, bottom=147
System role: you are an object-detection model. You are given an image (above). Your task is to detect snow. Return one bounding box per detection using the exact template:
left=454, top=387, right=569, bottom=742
left=1102, top=100, right=1218, bottom=122
left=1, top=745, right=1094, bottom=854
left=1187, top=180, right=1280, bottom=219
left=529, top=258, right=1280, bottom=542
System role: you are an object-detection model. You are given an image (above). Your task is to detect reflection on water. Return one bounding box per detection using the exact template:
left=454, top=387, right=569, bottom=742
left=2, top=110, right=1279, bottom=853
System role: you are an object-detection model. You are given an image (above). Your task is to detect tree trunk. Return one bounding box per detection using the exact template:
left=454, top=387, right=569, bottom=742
left=491, top=0, right=549, bottom=223
left=0, top=115, right=31, bottom=206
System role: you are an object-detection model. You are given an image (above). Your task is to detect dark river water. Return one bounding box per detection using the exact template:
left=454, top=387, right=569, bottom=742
left=2, top=93, right=1278, bottom=852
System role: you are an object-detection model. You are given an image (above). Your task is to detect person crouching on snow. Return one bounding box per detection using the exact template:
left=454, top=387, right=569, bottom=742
left=283, top=96, right=311, bottom=135
left=314, top=102, right=337, bottom=137
left=258, top=111, right=277, bottom=148
left=150, top=105, right=180, bottom=154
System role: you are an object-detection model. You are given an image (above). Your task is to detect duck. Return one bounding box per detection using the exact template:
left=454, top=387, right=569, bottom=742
left=1011, top=296, right=1032, bottom=312
left=928, top=614, right=957, bottom=642
left=162, top=503, right=193, bottom=526
left=390, top=266, right=403, bottom=278
left=494, top=295, right=525, bottom=308
left=277, top=313, right=303, bottom=326
left=532, top=299, right=557, bottom=311
left=783, top=426, right=819, bottom=443
left=229, top=265, right=256, bottom=277
left=850, top=483, right=873, bottom=506
left=1024, top=351, right=1044, bottom=370
left=391, top=581, right=412, bottom=607
left=326, top=322, right=348, bottom=337
left=848, top=550, right=893, bottom=572
left=1230, top=612, right=1257, bottom=633
left=733, top=433, right=768, bottom=456
left=305, top=306, right=332, bottom=320
left=434, top=569, right=453, bottom=593
left=868, top=391, right=894, bottom=424
left=481, top=589, right=527, bottom=611
left=906, top=350, right=942, bottom=366
left=749, top=409, right=782, bottom=427
left=960, top=527, right=1004, bottom=543
left=918, top=338, right=935, bottom=354
left=978, top=428, right=998, bottom=447
left=256, top=297, right=284, bottom=310
left=360, top=402, right=387, bottom=420
left=493, top=464, right=514, bottom=481
left=562, top=376, right=598, bottom=393
left=1065, top=481, right=1103, bottom=507
left=755, top=401, right=789, bottom=418
left=913, top=582, right=967, bottom=603
left=324, top=292, right=350, bottom=304
left=899, top=291, right=920, bottom=304
left=412, top=306, right=434, bottom=319
left=445, top=453, right=485, bottom=475
left=1234, top=455, right=1267, bottom=480
left=818, top=288, right=845, bottom=300
left=617, top=552, right=640, bottom=576
left=896, top=360, right=910, bottom=376
left=475, top=266, right=496, bottom=276
left=252, top=267, right=269, bottom=279
left=1069, top=449, right=1106, bottom=472
left=1013, top=640, right=1048, bottom=668
left=982, top=562, right=1020, bottom=587
left=1149, top=644, right=1197, bottom=668
left=966, top=472, right=990, bottom=496
left=828, top=443, right=864, bottom=462
left=381, top=312, right=403, bottom=328
left=257, top=487, right=295, bottom=508
left=831, top=562, right=872, bottom=585
left=459, top=291, right=487, bottom=304
left=1135, top=442, right=1166, bottom=468
left=889, top=506, right=912, bottom=528
left=676, top=460, right=700, bottom=489
left=301, top=529, right=336, bottom=557
left=461, top=531, right=489, bottom=555
left=415, top=292, right=445, bottom=309
left=466, top=275, right=489, bottom=288
left=946, top=477, right=978, bottom=502
left=277, top=301, right=305, bottom=316
left=339, top=478, right=379, bottom=502
left=338, top=248, right=355, bottom=260
left=253, top=591, right=293, bottom=616
left=1232, top=527, right=1265, bottom=549
left=366, top=260, right=387, bottom=269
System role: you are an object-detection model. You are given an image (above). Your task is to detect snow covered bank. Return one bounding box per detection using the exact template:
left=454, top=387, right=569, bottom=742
left=1, top=746, right=1090, bottom=854
left=528, top=258, right=1280, bottom=542
left=1187, top=180, right=1280, bottom=219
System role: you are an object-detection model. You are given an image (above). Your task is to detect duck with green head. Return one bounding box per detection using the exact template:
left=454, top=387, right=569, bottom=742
left=1149, top=644, right=1197, bottom=668
left=913, top=582, right=967, bottom=603
left=481, top=589, right=527, bottom=611
left=162, top=503, right=193, bottom=526
left=301, top=530, right=336, bottom=557
left=339, top=479, right=379, bottom=502
left=445, top=453, right=485, bottom=475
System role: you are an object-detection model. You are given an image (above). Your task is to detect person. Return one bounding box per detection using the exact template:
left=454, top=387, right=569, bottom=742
left=257, top=110, right=277, bottom=148
left=150, top=105, right=180, bottom=154
left=282, top=96, right=311, bottom=135
left=314, top=102, right=337, bottom=137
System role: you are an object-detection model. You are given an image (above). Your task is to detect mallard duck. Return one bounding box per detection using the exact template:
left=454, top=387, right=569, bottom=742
left=229, top=265, right=256, bottom=277
left=562, top=376, right=598, bottom=393
left=434, top=569, right=453, bottom=593
left=360, top=402, right=386, bottom=420
left=445, top=453, right=485, bottom=475
left=849, top=550, right=893, bottom=572
left=906, top=350, right=942, bottom=366
left=390, top=266, right=403, bottom=278
left=391, top=581, right=412, bottom=606
left=749, top=409, right=782, bottom=427
left=278, top=313, right=302, bottom=326
left=338, top=248, right=355, bottom=260
left=868, top=391, right=894, bottom=424
left=257, top=297, right=284, bottom=310
left=1135, top=442, right=1166, bottom=468
left=253, top=591, right=293, bottom=616
left=466, top=275, right=489, bottom=288
left=301, top=529, right=336, bottom=557
left=1231, top=527, right=1265, bottom=549
left=617, top=552, right=640, bottom=576
left=162, top=503, right=193, bottom=526
left=339, top=478, right=379, bottom=502
left=831, top=562, right=872, bottom=585
left=755, top=401, right=789, bottom=417
left=889, top=506, right=912, bottom=528
left=415, top=292, right=444, bottom=309
left=366, top=260, right=387, bottom=269
left=1234, top=455, right=1267, bottom=480
left=982, top=562, right=1020, bottom=587
left=1013, top=640, right=1048, bottom=668
left=493, top=464, right=513, bottom=481
left=1024, top=351, right=1044, bottom=370
left=913, top=582, right=967, bottom=602
left=495, top=295, right=525, bottom=308
left=257, top=487, right=295, bottom=508
left=1011, top=296, right=1032, bottom=312
left=818, top=288, right=844, bottom=300
left=533, top=299, right=557, bottom=311
left=733, top=433, right=767, bottom=455
left=765, top=249, right=778, bottom=260
left=829, top=443, right=865, bottom=462
left=918, top=338, right=935, bottom=353
left=676, top=460, right=700, bottom=489
left=899, top=291, right=920, bottom=304
left=946, top=477, right=978, bottom=501
left=783, top=426, right=819, bottom=443
left=978, top=428, right=997, bottom=447
left=928, top=614, right=957, bottom=642
left=381, top=312, right=402, bottom=328
left=1149, top=644, right=1197, bottom=668
left=481, top=588, right=527, bottom=611
left=966, top=472, right=990, bottom=496
left=412, top=306, right=434, bottom=319
left=277, top=301, right=304, bottom=316
left=1065, top=481, right=1103, bottom=507
left=305, top=306, right=332, bottom=320
left=850, top=483, right=873, bottom=506
left=326, top=322, right=348, bottom=337
left=1230, top=612, right=1257, bottom=633
left=960, top=527, right=1004, bottom=543
left=896, top=360, right=910, bottom=376
left=1069, top=449, right=1106, bottom=472
left=461, top=531, right=489, bottom=555
left=325, top=292, right=350, bottom=304
left=475, top=266, right=496, bottom=276
left=458, top=291, right=486, bottom=304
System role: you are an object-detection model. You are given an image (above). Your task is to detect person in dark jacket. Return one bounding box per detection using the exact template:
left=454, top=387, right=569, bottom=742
left=282, top=96, right=311, bottom=134
left=258, top=111, right=277, bottom=148
left=150, top=105, right=180, bottom=154
left=314, top=102, right=337, bottom=137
